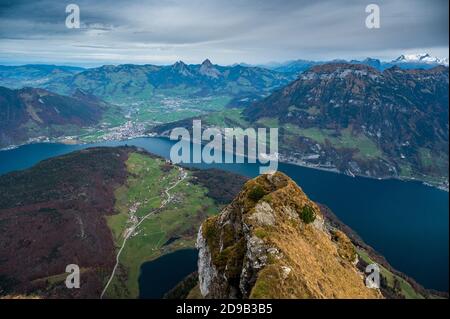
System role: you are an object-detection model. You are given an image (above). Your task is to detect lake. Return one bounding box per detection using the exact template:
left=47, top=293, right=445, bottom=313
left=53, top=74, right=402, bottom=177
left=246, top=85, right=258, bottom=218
left=139, top=249, right=198, bottom=299
left=0, top=137, right=448, bottom=292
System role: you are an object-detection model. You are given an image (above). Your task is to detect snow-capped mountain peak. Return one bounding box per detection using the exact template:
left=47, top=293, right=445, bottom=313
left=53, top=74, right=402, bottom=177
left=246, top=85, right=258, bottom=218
left=393, top=53, right=449, bottom=66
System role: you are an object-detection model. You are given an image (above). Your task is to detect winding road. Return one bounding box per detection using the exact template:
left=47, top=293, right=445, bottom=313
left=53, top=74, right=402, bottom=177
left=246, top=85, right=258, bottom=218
left=100, top=167, right=187, bottom=299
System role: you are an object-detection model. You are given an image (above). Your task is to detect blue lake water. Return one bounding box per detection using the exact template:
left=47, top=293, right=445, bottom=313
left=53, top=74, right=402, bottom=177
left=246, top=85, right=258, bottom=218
left=0, top=137, right=448, bottom=292
left=139, top=249, right=198, bottom=299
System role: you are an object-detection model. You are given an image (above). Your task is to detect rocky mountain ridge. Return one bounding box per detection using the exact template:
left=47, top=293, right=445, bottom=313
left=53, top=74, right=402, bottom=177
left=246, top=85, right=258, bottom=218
left=197, top=172, right=383, bottom=298
left=244, top=63, right=449, bottom=186
left=265, top=53, right=449, bottom=74
left=0, top=60, right=296, bottom=104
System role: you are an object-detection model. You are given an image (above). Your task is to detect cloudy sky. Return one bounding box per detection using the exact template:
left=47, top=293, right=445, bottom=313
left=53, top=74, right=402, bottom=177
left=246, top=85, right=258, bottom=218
left=0, top=0, right=448, bottom=66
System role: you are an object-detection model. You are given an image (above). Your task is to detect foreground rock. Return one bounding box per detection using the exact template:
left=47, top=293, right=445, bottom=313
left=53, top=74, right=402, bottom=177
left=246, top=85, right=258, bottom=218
left=196, top=172, right=382, bottom=299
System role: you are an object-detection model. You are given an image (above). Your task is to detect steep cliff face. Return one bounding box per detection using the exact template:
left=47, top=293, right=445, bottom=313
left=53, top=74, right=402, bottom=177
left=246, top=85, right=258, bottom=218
left=196, top=172, right=382, bottom=299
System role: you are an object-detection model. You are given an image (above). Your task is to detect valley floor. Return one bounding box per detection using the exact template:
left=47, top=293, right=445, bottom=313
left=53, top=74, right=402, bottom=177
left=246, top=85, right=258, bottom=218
left=101, top=153, right=219, bottom=298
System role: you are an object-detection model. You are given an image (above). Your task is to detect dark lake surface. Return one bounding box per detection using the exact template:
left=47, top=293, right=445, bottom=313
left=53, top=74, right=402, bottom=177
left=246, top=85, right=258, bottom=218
left=138, top=249, right=198, bottom=299
left=0, top=137, right=448, bottom=292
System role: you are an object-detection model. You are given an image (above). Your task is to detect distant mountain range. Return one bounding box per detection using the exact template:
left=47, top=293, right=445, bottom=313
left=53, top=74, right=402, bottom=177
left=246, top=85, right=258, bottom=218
left=2, top=53, right=447, bottom=102
left=260, top=53, right=449, bottom=74
left=0, top=60, right=296, bottom=104
left=0, top=60, right=298, bottom=147
left=0, top=86, right=106, bottom=147
left=392, top=53, right=449, bottom=66
left=0, top=56, right=448, bottom=187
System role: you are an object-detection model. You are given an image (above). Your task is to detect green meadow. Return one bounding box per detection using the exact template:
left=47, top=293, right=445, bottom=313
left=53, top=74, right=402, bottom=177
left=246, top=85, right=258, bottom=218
left=104, top=153, right=218, bottom=298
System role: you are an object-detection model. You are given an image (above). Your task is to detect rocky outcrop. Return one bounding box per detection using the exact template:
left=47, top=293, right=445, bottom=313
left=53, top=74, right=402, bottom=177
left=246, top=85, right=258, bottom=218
left=199, top=59, right=221, bottom=79
left=196, top=172, right=383, bottom=299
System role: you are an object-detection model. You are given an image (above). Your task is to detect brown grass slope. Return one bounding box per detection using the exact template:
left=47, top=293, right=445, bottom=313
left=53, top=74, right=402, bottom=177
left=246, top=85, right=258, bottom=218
left=198, top=172, right=382, bottom=299
left=0, top=147, right=133, bottom=298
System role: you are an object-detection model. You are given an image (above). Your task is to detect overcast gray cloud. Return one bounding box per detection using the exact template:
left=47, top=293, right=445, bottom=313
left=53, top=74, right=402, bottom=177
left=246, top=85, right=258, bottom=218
left=0, top=0, right=448, bottom=66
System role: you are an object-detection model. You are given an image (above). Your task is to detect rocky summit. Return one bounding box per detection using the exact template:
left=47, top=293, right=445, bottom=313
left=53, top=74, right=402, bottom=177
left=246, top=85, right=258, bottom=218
left=196, top=172, right=382, bottom=299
